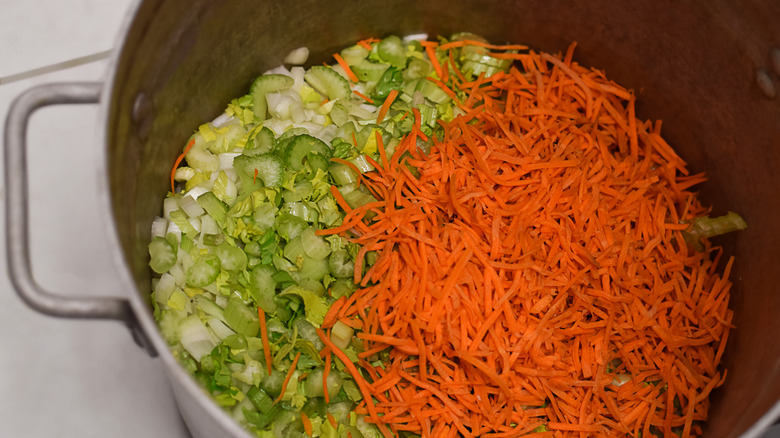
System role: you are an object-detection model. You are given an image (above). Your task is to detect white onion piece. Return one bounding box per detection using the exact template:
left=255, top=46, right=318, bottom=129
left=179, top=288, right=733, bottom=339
left=284, top=47, right=309, bottom=65
left=180, top=194, right=205, bottom=218
left=163, top=197, right=180, bottom=218
left=264, top=65, right=291, bottom=76
left=151, top=217, right=168, bottom=238
left=184, top=186, right=208, bottom=200
left=210, top=112, right=234, bottom=128
left=219, top=153, right=242, bottom=171
left=403, top=33, right=428, bottom=43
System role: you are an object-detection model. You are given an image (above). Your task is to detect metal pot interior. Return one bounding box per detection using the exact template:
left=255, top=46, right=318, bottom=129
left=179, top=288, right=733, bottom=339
left=104, top=0, right=780, bottom=436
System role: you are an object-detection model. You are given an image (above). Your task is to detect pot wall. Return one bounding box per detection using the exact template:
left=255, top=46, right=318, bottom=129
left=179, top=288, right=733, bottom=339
left=103, top=1, right=780, bottom=436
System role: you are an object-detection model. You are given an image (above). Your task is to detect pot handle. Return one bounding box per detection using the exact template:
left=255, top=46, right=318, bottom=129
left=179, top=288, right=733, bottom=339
left=4, top=82, right=156, bottom=356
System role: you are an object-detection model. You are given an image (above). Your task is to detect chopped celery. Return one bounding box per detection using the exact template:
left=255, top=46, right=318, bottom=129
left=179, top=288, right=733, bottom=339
left=245, top=126, right=276, bottom=155
left=246, top=387, right=275, bottom=413
left=249, top=264, right=278, bottom=314
left=184, top=134, right=220, bottom=173
left=169, top=209, right=198, bottom=236
left=304, top=367, right=344, bottom=399
left=305, top=65, right=351, bottom=100
left=329, top=278, right=357, bottom=299
left=329, top=162, right=359, bottom=186
left=351, top=59, right=390, bottom=83
left=280, top=285, right=329, bottom=326
left=685, top=212, right=747, bottom=241
left=283, top=235, right=306, bottom=265
left=340, top=45, right=369, bottom=65
left=301, top=227, right=331, bottom=260
left=371, top=67, right=404, bottom=101
left=285, top=134, right=331, bottom=171
left=376, top=35, right=407, bottom=68
left=148, top=237, right=177, bottom=274
left=186, top=254, right=221, bottom=287
left=331, top=320, right=354, bottom=351
left=179, top=315, right=218, bottom=361
left=328, top=249, right=355, bottom=279
left=233, top=153, right=284, bottom=190
left=224, top=297, right=260, bottom=336
left=299, top=256, right=330, bottom=281
left=275, top=213, right=309, bottom=240
left=251, top=74, right=295, bottom=120
left=152, top=32, right=529, bottom=434
left=197, top=191, right=229, bottom=226
left=214, top=243, right=248, bottom=272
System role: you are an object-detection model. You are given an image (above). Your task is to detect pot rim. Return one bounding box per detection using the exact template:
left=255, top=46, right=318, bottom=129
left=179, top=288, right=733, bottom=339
left=92, top=2, right=780, bottom=437
left=95, top=1, right=255, bottom=437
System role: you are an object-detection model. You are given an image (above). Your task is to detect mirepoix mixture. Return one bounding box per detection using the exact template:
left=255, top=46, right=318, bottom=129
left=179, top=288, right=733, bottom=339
left=148, top=33, right=746, bottom=437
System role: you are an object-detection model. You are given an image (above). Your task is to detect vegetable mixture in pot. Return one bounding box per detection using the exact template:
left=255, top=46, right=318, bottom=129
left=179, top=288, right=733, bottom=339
left=148, top=33, right=746, bottom=437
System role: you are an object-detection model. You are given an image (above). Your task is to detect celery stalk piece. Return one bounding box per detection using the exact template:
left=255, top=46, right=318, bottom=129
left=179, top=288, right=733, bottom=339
left=684, top=211, right=747, bottom=250
left=251, top=74, right=295, bottom=121
left=304, top=66, right=351, bottom=100
left=148, top=237, right=178, bottom=274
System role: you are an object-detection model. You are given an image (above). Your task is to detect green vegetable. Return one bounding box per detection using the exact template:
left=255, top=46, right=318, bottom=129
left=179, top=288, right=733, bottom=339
left=305, top=65, right=351, bottom=100
left=148, top=237, right=177, bottom=274
left=285, top=134, right=331, bottom=171
left=224, top=297, right=260, bottom=336
left=280, top=285, right=329, bottom=326
left=186, top=254, right=221, bottom=287
left=684, top=211, right=747, bottom=249
left=376, top=35, right=406, bottom=68
left=251, top=74, right=295, bottom=120
left=150, top=33, right=534, bottom=434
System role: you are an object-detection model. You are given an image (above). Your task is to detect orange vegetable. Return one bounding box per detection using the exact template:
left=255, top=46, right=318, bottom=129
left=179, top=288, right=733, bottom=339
left=301, top=411, right=313, bottom=436
left=170, top=138, right=195, bottom=193
left=334, top=53, right=359, bottom=83
left=376, top=89, right=399, bottom=125
left=257, top=307, right=273, bottom=376
left=325, top=42, right=734, bottom=437
left=273, top=352, right=301, bottom=404
left=353, top=89, right=375, bottom=104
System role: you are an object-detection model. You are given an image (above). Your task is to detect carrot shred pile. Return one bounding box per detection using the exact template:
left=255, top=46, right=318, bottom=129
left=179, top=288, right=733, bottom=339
left=323, top=43, right=734, bottom=437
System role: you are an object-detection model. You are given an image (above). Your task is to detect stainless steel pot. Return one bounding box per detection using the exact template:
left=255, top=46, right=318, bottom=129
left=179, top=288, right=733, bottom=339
left=5, top=0, right=780, bottom=436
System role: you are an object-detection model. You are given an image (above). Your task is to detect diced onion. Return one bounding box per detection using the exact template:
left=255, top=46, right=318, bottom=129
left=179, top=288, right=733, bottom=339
left=163, top=197, right=180, bottom=219
left=151, top=217, right=168, bottom=238
left=403, top=33, right=428, bottom=43
left=210, top=112, right=234, bottom=128
left=284, top=47, right=310, bottom=65
left=180, top=194, right=206, bottom=218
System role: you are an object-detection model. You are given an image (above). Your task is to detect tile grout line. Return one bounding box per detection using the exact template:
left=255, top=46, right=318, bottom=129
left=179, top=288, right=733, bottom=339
left=0, top=50, right=113, bottom=86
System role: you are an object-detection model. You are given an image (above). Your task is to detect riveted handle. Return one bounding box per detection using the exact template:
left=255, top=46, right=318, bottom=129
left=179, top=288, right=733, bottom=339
left=4, top=82, right=154, bottom=355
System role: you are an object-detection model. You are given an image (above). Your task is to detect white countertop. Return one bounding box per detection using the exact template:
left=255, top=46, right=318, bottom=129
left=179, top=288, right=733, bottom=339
left=0, top=1, right=189, bottom=437
left=0, top=1, right=778, bottom=437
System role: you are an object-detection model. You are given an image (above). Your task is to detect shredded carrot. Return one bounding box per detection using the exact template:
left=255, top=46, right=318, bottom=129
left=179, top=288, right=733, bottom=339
left=253, top=168, right=259, bottom=185
left=327, top=412, right=338, bottom=429
left=324, top=42, right=734, bottom=437
left=330, top=157, right=363, bottom=179
left=426, top=45, right=443, bottom=79
left=334, top=53, right=360, bottom=83
left=301, top=411, right=313, bottom=436
left=376, top=89, right=399, bottom=125
left=357, top=37, right=379, bottom=50
left=274, top=352, right=301, bottom=404
left=353, top=89, right=375, bottom=104
left=257, top=307, right=273, bottom=376
left=322, top=296, right=347, bottom=328
left=323, top=349, right=333, bottom=404
left=438, top=39, right=529, bottom=51
left=170, top=138, right=195, bottom=193
left=316, top=328, right=380, bottom=422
